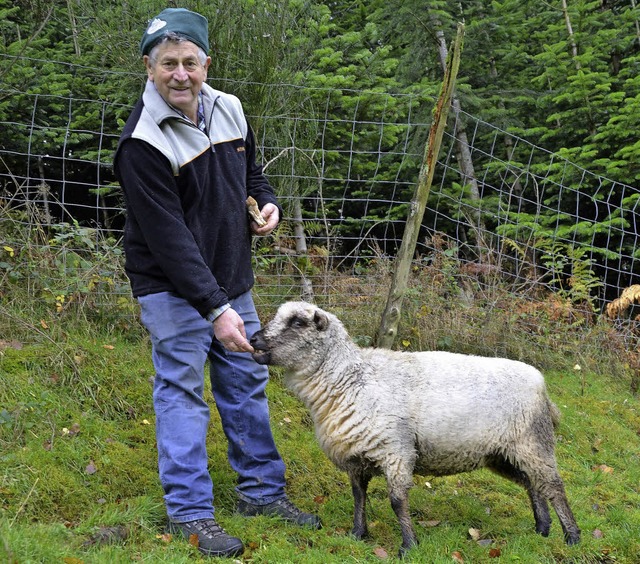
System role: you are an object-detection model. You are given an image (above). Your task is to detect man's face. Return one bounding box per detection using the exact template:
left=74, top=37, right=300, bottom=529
left=144, top=41, right=211, bottom=121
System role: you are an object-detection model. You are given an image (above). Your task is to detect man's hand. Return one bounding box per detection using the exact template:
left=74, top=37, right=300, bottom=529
left=212, top=308, right=254, bottom=352
left=250, top=202, right=279, bottom=236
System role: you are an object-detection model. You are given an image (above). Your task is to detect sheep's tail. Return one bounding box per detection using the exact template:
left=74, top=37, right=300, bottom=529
left=548, top=397, right=561, bottom=429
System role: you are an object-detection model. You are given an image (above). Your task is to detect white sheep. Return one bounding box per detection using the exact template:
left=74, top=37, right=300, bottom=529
left=251, top=301, right=581, bottom=555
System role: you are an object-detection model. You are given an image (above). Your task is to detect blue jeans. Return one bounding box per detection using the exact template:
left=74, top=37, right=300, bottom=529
left=138, top=291, right=286, bottom=522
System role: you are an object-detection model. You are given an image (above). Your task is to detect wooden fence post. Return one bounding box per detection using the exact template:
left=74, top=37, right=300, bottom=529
left=376, top=22, right=464, bottom=349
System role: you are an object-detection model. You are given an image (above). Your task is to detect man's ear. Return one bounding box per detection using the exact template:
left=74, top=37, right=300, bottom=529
left=143, top=55, right=154, bottom=81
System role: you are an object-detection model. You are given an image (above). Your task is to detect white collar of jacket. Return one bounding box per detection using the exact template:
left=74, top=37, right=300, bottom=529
left=136, top=79, right=248, bottom=175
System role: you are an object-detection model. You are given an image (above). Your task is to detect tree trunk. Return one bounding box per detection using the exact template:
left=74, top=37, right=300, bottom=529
left=67, top=0, right=81, bottom=57
left=37, top=156, right=52, bottom=226
left=292, top=196, right=314, bottom=302
left=561, top=0, right=580, bottom=66
left=632, top=0, right=640, bottom=44
left=434, top=23, right=486, bottom=257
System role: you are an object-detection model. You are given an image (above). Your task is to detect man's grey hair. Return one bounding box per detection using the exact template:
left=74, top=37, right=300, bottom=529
left=148, top=32, right=208, bottom=66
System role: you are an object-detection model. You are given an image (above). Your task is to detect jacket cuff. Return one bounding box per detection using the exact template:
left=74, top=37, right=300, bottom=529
left=205, top=303, right=231, bottom=323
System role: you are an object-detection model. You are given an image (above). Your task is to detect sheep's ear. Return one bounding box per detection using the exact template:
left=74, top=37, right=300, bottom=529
left=313, top=310, right=330, bottom=331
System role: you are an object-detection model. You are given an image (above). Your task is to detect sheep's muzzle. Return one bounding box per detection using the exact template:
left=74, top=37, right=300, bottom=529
left=250, top=332, right=272, bottom=365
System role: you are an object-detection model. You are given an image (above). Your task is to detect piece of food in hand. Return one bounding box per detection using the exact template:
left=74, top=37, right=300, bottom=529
left=246, top=196, right=267, bottom=226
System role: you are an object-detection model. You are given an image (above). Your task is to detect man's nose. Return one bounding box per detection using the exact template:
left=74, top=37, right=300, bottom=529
left=173, top=64, right=189, bottom=80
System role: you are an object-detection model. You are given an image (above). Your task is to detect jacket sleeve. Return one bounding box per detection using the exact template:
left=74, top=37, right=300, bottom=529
left=115, top=139, right=228, bottom=315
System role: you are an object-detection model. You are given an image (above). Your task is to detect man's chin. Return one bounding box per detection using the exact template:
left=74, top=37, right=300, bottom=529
left=168, top=93, right=195, bottom=112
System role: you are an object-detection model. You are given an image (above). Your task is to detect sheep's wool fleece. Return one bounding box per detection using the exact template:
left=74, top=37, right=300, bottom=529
left=260, top=302, right=558, bottom=476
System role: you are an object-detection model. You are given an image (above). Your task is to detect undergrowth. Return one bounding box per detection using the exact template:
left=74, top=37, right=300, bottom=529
left=1, top=211, right=640, bottom=562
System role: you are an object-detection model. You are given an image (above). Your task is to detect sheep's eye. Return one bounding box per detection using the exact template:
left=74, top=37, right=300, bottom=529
left=288, top=316, right=307, bottom=328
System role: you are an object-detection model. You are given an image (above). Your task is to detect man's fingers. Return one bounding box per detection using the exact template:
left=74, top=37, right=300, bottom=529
left=212, top=307, right=254, bottom=352
left=223, top=329, right=253, bottom=353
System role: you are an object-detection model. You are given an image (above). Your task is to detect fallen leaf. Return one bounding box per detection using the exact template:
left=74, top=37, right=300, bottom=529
left=452, top=551, right=464, bottom=563
left=40, top=319, right=49, bottom=329
left=373, top=546, right=388, bottom=559
left=283, top=417, right=292, bottom=423
left=468, top=527, right=481, bottom=541
left=82, top=525, right=129, bottom=547
left=313, top=495, right=326, bottom=504
left=592, top=464, right=614, bottom=474
left=189, top=533, right=199, bottom=547
left=103, top=344, right=115, bottom=350
left=419, top=519, right=441, bottom=528
left=85, top=460, right=97, bottom=475
left=478, top=539, right=493, bottom=547
left=489, top=548, right=501, bottom=557
left=593, top=529, right=604, bottom=539
left=0, top=339, right=23, bottom=351
left=63, top=558, right=85, bottom=564
left=157, top=532, right=172, bottom=543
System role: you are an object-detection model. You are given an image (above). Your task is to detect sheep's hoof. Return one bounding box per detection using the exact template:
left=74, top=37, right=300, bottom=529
left=565, top=530, right=581, bottom=545
left=535, top=525, right=551, bottom=537
left=350, top=526, right=368, bottom=540
left=398, top=540, right=418, bottom=558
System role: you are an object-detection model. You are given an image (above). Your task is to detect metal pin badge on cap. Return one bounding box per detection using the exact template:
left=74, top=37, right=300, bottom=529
left=146, top=18, right=168, bottom=35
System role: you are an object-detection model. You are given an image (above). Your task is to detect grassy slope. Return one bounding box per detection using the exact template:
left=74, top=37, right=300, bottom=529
left=1, top=324, right=639, bottom=564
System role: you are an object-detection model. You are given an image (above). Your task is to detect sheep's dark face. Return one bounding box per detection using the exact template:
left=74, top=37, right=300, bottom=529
left=250, top=335, right=273, bottom=365
left=251, top=301, right=331, bottom=370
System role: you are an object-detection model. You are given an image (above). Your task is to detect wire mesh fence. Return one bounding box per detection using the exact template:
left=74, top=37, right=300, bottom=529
left=2, top=60, right=640, bottom=328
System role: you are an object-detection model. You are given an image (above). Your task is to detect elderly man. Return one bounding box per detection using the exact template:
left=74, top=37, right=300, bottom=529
left=113, top=7, right=320, bottom=558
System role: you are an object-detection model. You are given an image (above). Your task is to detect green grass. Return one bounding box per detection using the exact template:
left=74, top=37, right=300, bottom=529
left=1, top=312, right=639, bottom=564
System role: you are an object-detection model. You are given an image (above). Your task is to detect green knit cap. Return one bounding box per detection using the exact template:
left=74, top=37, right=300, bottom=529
left=140, top=8, right=209, bottom=56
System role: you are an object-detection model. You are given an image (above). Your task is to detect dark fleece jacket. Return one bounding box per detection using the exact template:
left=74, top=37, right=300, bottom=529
left=113, top=80, right=278, bottom=317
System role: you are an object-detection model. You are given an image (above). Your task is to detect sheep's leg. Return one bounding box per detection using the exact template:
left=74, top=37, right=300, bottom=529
left=389, top=490, right=417, bottom=557
left=525, top=414, right=581, bottom=545
left=527, top=488, right=552, bottom=536
left=510, top=442, right=581, bottom=545
left=488, top=456, right=551, bottom=536
left=348, top=469, right=371, bottom=540
left=526, top=463, right=580, bottom=544
left=544, top=477, right=581, bottom=545
left=386, top=465, right=418, bottom=557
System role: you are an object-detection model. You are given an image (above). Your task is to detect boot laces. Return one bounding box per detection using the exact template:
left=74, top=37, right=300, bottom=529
left=195, top=519, right=226, bottom=538
left=275, top=497, right=303, bottom=516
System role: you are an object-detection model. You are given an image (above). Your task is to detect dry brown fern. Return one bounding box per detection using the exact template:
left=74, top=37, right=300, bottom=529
left=605, top=284, right=640, bottom=319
